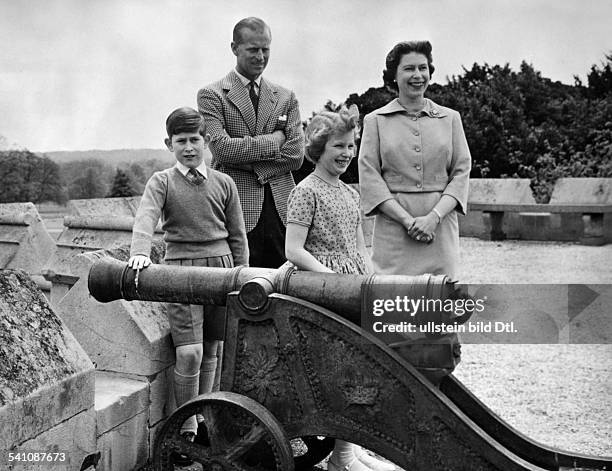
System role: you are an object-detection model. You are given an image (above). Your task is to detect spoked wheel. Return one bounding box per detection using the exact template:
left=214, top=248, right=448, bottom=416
left=153, top=391, right=294, bottom=471
left=292, top=436, right=335, bottom=470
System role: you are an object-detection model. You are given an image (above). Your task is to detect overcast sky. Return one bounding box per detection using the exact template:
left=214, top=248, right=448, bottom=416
left=1, top=0, right=611, bottom=152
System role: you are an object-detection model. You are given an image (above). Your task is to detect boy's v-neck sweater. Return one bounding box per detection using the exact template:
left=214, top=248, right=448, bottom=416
left=131, top=166, right=248, bottom=263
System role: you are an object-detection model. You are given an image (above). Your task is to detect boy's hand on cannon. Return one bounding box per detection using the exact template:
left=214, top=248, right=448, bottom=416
left=128, top=255, right=151, bottom=270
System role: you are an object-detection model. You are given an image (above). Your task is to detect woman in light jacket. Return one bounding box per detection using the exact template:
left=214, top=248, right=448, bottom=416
left=358, top=40, right=471, bottom=279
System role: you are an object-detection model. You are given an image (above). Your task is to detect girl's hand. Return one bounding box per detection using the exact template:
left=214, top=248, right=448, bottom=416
left=286, top=223, right=336, bottom=273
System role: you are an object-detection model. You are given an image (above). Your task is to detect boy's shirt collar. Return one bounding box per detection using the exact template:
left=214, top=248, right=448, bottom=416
left=234, top=69, right=262, bottom=88
left=175, top=161, right=208, bottom=179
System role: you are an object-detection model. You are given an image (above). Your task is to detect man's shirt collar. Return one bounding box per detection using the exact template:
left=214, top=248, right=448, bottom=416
left=234, top=69, right=262, bottom=89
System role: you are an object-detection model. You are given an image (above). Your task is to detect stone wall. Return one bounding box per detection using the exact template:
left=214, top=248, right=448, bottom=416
left=0, top=269, right=96, bottom=470
left=0, top=202, right=55, bottom=295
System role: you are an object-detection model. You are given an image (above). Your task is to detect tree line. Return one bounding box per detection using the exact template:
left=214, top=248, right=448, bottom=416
left=1, top=54, right=610, bottom=204
left=0, top=152, right=168, bottom=204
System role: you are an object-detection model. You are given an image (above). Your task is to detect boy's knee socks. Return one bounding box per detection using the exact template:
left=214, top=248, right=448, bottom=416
left=195, top=358, right=217, bottom=425
left=213, top=342, right=224, bottom=392
left=174, top=369, right=199, bottom=434
left=332, top=440, right=355, bottom=463
left=199, top=357, right=218, bottom=394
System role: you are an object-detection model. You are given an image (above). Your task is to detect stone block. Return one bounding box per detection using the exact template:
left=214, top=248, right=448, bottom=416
left=148, top=416, right=168, bottom=459
left=522, top=212, right=584, bottom=242
left=550, top=178, right=612, bottom=243
left=1, top=371, right=94, bottom=450
left=469, top=178, right=536, bottom=204
left=6, top=408, right=97, bottom=471
left=68, top=197, right=142, bottom=217
left=461, top=179, right=535, bottom=238
left=461, top=211, right=523, bottom=239
left=56, top=251, right=174, bottom=376
left=518, top=212, right=551, bottom=240
left=42, top=224, right=132, bottom=307
left=0, top=203, right=55, bottom=295
left=149, top=364, right=176, bottom=426
left=42, top=197, right=164, bottom=306
left=480, top=211, right=506, bottom=241
left=96, top=410, right=149, bottom=471
left=0, top=270, right=95, bottom=450
left=549, top=177, right=612, bottom=204
left=48, top=282, right=71, bottom=308
left=95, top=372, right=149, bottom=436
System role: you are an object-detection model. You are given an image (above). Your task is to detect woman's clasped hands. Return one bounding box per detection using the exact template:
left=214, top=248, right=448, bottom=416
left=403, top=211, right=439, bottom=244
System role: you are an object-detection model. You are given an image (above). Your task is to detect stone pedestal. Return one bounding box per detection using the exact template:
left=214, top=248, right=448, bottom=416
left=0, top=203, right=55, bottom=296
left=68, top=197, right=142, bottom=217
left=550, top=178, right=612, bottom=243
left=460, top=179, right=535, bottom=239
left=0, top=269, right=95, bottom=470
left=58, top=249, right=173, bottom=376
left=56, top=249, right=175, bottom=469
left=42, top=197, right=162, bottom=307
left=95, top=372, right=150, bottom=471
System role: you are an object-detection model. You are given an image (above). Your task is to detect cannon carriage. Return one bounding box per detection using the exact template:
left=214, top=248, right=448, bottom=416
left=88, top=257, right=611, bottom=471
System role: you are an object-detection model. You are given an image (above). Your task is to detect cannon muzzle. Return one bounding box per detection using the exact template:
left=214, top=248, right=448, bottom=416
left=88, top=257, right=471, bottom=326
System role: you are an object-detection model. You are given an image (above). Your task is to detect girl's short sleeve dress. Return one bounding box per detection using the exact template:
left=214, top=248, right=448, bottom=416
left=286, top=174, right=368, bottom=275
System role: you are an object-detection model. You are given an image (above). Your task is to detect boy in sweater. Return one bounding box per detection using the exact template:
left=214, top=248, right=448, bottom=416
left=129, top=107, right=248, bottom=452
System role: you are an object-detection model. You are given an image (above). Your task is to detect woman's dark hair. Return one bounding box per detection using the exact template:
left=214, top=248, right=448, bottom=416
left=382, top=41, right=435, bottom=93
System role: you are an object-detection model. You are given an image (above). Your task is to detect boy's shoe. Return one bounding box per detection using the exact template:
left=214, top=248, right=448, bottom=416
left=327, top=456, right=370, bottom=471
left=355, top=447, right=396, bottom=470
left=172, top=432, right=196, bottom=467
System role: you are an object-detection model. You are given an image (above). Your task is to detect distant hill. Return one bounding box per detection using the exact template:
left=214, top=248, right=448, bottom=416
left=41, top=149, right=175, bottom=165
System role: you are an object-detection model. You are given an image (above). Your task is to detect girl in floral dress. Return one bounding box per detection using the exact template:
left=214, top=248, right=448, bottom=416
left=285, top=105, right=393, bottom=471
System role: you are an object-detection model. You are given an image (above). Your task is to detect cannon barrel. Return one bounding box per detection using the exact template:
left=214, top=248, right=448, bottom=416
left=88, top=257, right=467, bottom=326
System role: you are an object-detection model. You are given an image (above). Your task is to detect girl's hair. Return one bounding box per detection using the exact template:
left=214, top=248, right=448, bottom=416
left=165, top=107, right=206, bottom=138
left=382, top=41, right=435, bottom=93
left=305, top=104, right=360, bottom=163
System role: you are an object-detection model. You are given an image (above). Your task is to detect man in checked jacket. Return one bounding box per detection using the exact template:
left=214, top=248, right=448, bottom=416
left=198, top=17, right=305, bottom=268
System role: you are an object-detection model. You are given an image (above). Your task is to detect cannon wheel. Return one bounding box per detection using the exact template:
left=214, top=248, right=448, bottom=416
left=292, top=436, right=335, bottom=470
left=153, top=391, right=294, bottom=471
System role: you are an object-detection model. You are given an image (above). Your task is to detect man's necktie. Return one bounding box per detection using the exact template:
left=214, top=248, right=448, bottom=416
left=249, top=81, right=259, bottom=116
left=188, top=168, right=204, bottom=185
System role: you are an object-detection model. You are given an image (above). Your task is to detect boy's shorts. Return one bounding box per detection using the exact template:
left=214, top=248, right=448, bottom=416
left=164, top=254, right=233, bottom=347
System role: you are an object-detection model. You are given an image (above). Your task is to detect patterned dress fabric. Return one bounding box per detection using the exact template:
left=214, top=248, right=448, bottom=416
left=287, top=174, right=368, bottom=275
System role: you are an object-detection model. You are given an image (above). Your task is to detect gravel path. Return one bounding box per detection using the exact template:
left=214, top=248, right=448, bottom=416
left=456, top=344, right=611, bottom=456
left=458, top=237, right=612, bottom=284
left=454, top=237, right=611, bottom=457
